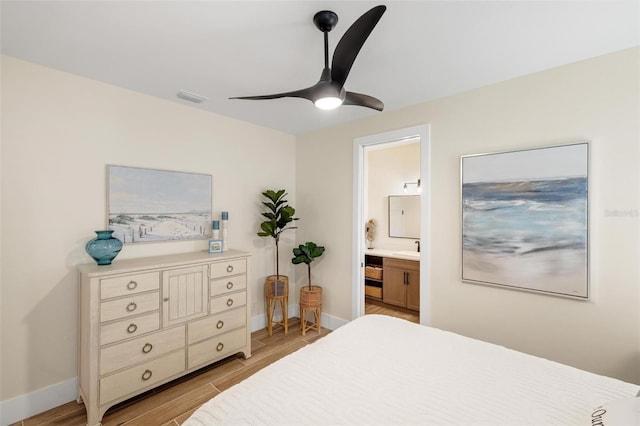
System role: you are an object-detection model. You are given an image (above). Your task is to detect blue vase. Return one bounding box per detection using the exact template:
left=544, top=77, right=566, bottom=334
left=85, top=230, right=123, bottom=265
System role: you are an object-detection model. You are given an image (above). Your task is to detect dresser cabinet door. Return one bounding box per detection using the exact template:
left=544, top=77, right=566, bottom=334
left=162, top=265, right=208, bottom=327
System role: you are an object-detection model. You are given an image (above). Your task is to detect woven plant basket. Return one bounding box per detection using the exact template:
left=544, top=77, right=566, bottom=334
left=265, top=275, right=289, bottom=298
left=300, top=285, right=322, bottom=307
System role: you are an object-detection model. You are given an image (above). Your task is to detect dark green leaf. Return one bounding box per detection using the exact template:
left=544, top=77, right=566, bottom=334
left=291, top=256, right=305, bottom=265
left=290, top=241, right=325, bottom=266
left=260, top=222, right=275, bottom=236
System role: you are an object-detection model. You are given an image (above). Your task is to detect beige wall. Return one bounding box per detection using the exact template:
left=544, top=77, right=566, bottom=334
left=296, top=48, right=640, bottom=383
left=366, top=142, right=421, bottom=251
left=0, top=56, right=296, bottom=401
left=1, top=46, right=638, bottom=414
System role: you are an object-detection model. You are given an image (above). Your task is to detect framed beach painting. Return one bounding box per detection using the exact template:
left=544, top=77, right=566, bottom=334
left=107, top=166, right=212, bottom=244
left=460, top=142, right=589, bottom=299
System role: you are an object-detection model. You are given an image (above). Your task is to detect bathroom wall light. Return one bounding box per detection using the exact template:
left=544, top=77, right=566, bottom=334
left=403, top=179, right=421, bottom=193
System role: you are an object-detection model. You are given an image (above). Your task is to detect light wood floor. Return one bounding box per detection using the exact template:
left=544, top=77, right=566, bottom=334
left=13, top=307, right=415, bottom=426
left=365, top=297, right=420, bottom=323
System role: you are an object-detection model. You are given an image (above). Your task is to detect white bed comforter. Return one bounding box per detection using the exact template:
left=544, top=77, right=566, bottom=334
left=184, top=314, right=638, bottom=425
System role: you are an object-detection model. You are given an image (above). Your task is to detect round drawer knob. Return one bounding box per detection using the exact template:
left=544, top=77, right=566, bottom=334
left=141, top=369, right=153, bottom=381
left=226, top=282, right=234, bottom=290
left=216, top=320, right=224, bottom=329
left=226, top=265, right=234, bottom=273
left=126, top=302, right=137, bottom=312
left=127, top=323, right=138, bottom=334
left=127, top=281, right=138, bottom=290
left=226, top=298, right=234, bottom=307
left=142, top=343, right=153, bottom=354
left=216, top=342, right=224, bottom=352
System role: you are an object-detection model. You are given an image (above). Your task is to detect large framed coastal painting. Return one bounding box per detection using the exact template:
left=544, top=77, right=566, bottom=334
left=461, top=142, right=589, bottom=299
left=107, top=165, right=212, bottom=244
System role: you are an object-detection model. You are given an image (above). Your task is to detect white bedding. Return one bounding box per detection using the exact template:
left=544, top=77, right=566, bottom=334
left=184, top=314, right=639, bottom=425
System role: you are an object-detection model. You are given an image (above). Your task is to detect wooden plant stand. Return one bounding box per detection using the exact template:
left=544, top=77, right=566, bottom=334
left=299, top=285, right=322, bottom=336
left=265, top=275, right=288, bottom=336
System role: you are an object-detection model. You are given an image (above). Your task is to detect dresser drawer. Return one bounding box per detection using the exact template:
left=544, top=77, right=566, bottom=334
left=100, top=326, right=185, bottom=375
left=100, top=312, right=160, bottom=346
left=100, top=272, right=160, bottom=300
left=210, top=291, right=246, bottom=314
left=188, top=308, right=246, bottom=345
left=100, top=292, right=159, bottom=323
left=210, top=275, right=247, bottom=296
left=210, top=259, right=246, bottom=279
left=99, top=349, right=185, bottom=405
left=188, top=327, right=246, bottom=369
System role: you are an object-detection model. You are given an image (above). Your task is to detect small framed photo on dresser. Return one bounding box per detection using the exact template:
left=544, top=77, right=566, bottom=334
left=208, top=240, right=223, bottom=253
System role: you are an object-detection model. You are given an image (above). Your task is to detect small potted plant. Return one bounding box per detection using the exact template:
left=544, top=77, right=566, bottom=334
left=292, top=242, right=325, bottom=334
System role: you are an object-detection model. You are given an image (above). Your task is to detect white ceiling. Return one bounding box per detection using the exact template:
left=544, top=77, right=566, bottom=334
left=1, top=1, right=638, bottom=135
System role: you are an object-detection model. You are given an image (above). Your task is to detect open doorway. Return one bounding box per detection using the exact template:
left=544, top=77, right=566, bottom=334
left=352, top=125, right=431, bottom=325
left=364, top=140, right=421, bottom=322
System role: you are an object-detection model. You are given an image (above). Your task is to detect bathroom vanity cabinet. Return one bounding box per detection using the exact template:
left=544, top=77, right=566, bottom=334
left=382, top=257, right=420, bottom=311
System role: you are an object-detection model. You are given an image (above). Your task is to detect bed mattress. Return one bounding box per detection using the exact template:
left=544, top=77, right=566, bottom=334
left=184, top=314, right=639, bottom=425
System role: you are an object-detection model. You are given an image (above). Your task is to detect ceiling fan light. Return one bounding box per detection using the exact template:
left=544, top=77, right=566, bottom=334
left=314, top=96, right=343, bottom=110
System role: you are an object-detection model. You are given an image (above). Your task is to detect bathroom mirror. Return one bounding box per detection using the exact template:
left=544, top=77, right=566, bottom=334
left=388, top=195, right=420, bottom=238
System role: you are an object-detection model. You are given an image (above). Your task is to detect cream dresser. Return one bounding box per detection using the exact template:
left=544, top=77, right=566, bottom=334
left=77, top=249, right=251, bottom=426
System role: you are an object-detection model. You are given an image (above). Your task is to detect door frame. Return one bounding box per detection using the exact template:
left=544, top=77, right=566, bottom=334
left=351, top=124, right=431, bottom=324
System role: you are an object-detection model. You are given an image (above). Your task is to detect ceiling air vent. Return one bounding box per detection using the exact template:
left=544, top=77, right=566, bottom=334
left=177, top=90, right=207, bottom=103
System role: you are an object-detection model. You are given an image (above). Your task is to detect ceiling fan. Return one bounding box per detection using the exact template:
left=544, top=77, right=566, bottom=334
left=230, top=5, right=386, bottom=111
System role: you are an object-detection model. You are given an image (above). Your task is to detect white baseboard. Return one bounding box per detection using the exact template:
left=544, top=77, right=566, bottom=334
left=320, top=311, right=349, bottom=330
left=0, top=377, right=78, bottom=426
left=2, top=310, right=349, bottom=425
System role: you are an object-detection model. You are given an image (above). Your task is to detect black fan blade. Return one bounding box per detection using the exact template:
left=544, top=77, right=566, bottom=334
left=331, top=5, right=386, bottom=88
left=343, top=91, right=384, bottom=111
left=230, top=86, right=315, bottom=101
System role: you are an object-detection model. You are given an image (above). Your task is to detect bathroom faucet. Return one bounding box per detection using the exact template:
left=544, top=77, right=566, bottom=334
left=415, top=240, right=420, bottom=252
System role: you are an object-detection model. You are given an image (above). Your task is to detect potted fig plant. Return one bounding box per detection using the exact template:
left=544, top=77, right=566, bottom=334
left=292, top=241, right=325, bottom=335
left=257, top=189, right=298, bottom=297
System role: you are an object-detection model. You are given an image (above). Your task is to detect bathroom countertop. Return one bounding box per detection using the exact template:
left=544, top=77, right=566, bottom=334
left=364, top=248, right=420, bottom=261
